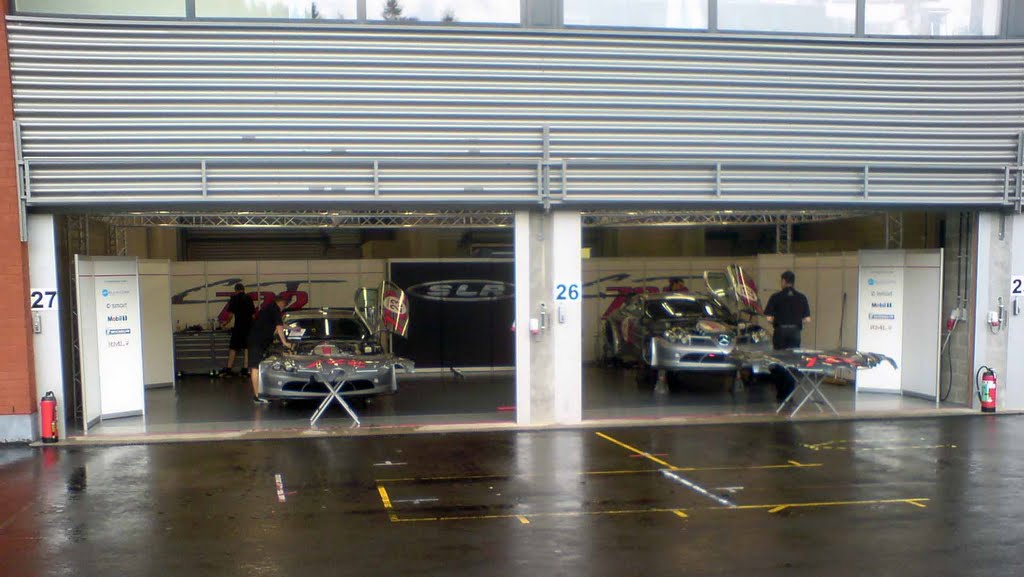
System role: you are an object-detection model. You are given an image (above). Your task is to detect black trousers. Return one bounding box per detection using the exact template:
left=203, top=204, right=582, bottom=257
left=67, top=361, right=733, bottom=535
left=772, top=326, right=802, bottom=401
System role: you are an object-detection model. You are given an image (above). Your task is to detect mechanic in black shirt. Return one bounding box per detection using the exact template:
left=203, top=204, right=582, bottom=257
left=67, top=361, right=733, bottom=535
left=219, top=283, right=256, bottom=377
left=763, top=271, right=812, bottom=402
left=247, top=296, right=292, bottom=403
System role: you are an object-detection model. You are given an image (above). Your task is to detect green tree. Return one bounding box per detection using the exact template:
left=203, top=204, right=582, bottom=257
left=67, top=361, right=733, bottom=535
left=442, top=8, right=456, bottom=23
left=382, top=0, right=403, bottom=20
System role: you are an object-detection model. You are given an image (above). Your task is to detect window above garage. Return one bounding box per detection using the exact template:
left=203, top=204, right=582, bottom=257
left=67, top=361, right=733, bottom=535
left=8, top=0, right=1015, bottom=37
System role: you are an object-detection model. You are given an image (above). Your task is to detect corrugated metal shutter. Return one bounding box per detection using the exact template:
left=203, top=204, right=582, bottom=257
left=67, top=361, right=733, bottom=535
left=7, top=17, right=1023, bottom=208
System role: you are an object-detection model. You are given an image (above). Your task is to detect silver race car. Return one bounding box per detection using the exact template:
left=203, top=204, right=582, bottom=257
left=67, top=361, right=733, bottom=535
left=602, top=266, right=769, bottom=379
left=258, top=284, right=413, bottom=401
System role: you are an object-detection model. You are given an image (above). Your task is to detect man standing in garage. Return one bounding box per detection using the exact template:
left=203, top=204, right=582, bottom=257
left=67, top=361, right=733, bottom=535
left=763, top=271, right=812, bottom=403
left=248, top=296, right=292, bottom=403
left=220, top=283, right=256, bottom=377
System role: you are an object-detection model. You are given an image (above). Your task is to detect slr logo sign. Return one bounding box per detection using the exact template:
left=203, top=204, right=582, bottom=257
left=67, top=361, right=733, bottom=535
left=407, top=280, right=514, bottom=302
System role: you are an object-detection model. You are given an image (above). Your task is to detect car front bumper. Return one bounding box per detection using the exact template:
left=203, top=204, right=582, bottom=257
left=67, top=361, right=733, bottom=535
left=648, top=337, right=742, bottom=372
left=258, top=357, right=414, bottom=399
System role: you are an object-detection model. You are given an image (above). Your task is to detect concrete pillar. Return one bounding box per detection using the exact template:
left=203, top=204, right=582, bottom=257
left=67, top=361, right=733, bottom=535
left=945, top=211, right=1024, bottom=411
left=972, top=211, right=1024, bottom=411
left=515, top=209, right=582, bottom=425
left=28, top=215, right=66, bottom=440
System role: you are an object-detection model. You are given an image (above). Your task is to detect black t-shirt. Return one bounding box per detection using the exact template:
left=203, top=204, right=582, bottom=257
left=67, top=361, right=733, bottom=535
left=248, top=301, right=284, bottom=345
left=227, top=292, right=256, bottom=332
left=764, top=288, right=811, bottom=327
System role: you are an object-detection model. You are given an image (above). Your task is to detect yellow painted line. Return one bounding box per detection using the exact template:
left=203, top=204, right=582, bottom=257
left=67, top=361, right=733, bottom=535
left=394, top=507, right=685, bottom=523
left=671, top=462, right=823, bottom=473
left=734, top=498, right=931, bottom=514
left=595, top=432, right=675, bottom=468
left=376, top=485, right=399, bottom=522
left=389, top=497, right=930, bottom=524
left=517, top=516, right=530, bottom=524
left=377, top=462, right=823, bottom=484
left=375, top=474, right=507, bottom=483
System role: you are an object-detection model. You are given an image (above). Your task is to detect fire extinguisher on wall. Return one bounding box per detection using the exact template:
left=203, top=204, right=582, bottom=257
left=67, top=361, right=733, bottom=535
left=975, top=367, right=997, bottom=413
left=39, top=391, right=58, bottom=443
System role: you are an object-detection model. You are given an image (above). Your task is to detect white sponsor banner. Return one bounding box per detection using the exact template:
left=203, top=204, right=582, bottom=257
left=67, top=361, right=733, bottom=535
left=94, top=272, right=145, bottom=417
left=856, top=266, right=903, bottom=392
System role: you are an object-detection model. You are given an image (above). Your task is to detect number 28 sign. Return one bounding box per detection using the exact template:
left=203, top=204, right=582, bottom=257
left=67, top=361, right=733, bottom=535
left=30, top=288, right=58, bottom=310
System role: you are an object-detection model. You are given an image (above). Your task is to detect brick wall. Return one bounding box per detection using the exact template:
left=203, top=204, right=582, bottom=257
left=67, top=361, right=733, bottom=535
left=0, top=0, right=38, bottom=417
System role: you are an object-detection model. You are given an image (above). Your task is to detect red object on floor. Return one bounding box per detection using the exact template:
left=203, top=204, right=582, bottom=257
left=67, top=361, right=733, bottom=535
left=496, top=406, right=516, bottom=412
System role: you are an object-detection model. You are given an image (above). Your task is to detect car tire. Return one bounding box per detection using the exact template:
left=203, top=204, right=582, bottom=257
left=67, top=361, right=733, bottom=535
left=635, top=366, right=657, bottom=389
left=667, top=371, right=686, bottom=390
left=602, top=323, right=622, bottom=368
left=602, top=341, right=621, bottom=369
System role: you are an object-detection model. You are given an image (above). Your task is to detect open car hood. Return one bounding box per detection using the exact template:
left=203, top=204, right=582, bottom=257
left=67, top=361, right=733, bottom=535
left=703, top=265, right=762, bottom=316
left=355, top=281, right=409, bottom=338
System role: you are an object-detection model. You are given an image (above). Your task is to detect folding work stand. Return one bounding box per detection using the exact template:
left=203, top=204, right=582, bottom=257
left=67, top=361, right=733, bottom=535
left=775, top=366, right=839, bottom=417
left=310, top=379, right=361, bottom=427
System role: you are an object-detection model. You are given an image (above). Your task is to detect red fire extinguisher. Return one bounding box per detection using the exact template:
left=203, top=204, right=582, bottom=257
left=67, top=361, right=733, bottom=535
left=40, top=391, right=58, bottom=443
left=976, top=367, right=997, bottom=413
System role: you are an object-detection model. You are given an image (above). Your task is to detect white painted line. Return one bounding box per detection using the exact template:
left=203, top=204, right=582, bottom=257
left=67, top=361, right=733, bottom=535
left=392, top=498, right=439, bottom=505
left=275, top=474, right=287, bottom=503
left=373, top=461, right=408, bottom=467
left=660, top=469, right=736, bottom=508
left=715, top=486, right=745, bottom=494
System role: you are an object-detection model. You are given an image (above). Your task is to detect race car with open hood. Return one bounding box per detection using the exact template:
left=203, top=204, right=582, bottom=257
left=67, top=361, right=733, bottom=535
left=257, top=283, right=413, bottom=401
left=601, top=266, right=769, bottom=376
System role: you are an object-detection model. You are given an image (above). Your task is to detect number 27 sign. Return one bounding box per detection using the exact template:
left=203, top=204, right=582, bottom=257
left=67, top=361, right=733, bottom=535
left=30, top=288, right=58, bottom=310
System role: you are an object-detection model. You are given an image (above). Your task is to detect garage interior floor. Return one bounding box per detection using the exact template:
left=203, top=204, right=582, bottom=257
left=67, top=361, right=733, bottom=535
left=81, top=365, right=954, bottom=437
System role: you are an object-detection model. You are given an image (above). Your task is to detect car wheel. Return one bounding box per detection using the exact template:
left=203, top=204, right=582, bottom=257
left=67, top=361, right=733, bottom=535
left=601, top=323, right=622, bottom=368
left=635, top=366, right=657, bottom=389
left=602, top=341, right=621, bottom=369
left=667, top=371, right=686, bottom=389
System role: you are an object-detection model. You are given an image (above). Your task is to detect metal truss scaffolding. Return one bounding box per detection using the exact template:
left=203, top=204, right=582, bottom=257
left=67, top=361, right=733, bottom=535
left=885, top=213, right=904, bottom=249
left=93, top=209, right=866, bottom=230
left=775, top=221, right=793, bottom=254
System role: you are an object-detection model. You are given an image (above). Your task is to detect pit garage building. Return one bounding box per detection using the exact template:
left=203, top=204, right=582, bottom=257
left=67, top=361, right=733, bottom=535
left=2, top=0, right=1024, bottom=441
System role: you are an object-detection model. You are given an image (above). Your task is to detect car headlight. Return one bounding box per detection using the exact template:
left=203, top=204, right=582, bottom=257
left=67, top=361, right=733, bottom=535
left=271, top=359, right=297, bottom=372
left=663, top=327, right=690, bottom=345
